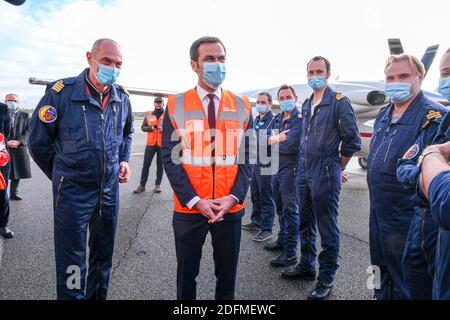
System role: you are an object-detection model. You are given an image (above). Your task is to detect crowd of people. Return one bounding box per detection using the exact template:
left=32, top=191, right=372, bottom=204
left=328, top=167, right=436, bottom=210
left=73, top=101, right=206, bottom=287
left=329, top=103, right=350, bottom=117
left=1, top=36, right=449, bottom=301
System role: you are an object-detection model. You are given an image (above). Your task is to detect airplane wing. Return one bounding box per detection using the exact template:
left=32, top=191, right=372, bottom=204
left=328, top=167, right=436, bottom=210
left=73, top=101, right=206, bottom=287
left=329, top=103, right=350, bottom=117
left=28, top=77, right=177, bottom=98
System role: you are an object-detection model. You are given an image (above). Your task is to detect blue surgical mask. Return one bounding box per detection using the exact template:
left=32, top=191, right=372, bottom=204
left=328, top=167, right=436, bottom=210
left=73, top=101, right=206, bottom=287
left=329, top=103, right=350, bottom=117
left=384, top=82, right=413, bottom=103
left=438, top=76, right=450, bottom=101
left=96, top=63, right=120, bottom=86
left=308, top=76, right=327, bottom=91
left=6, top=101, right=18, bottom=111
left=280, top=99, right=296, bottom=113
left=202, top=62, right=226, bottom=89
left=256, top=104, right=269, bottom=114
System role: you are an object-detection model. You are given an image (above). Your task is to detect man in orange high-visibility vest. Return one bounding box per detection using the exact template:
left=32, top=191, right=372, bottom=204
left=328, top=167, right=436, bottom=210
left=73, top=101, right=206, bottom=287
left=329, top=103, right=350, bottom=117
left=133, top=97, right=165, bottom=194
left=161, top=36, right=254, bottom=300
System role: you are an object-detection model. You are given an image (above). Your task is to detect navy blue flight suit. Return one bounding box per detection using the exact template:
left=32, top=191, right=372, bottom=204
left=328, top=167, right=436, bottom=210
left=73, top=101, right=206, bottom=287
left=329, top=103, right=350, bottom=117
left=272, top=107, right=302, bottom=259
left=424, top=112, right=450, bottom=299
left=298, top=87, right=361, bottom=284
left=250, top=111, right=277, bottom=233
left=396, top=107, right=448, bottom=299
left=367, top=91, right=444, bottom=300
left=429, top=170, right=450, bottom=300
left=28, top=69, right=133, bottom=300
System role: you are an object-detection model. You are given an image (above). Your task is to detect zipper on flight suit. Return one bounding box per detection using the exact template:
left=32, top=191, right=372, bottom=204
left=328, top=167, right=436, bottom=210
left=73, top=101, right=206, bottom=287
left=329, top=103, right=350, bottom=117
left=112, top=104, right=117, bottom=139
left=55, top=176, right=65, bottom=208
left=383, top=129, right=397, bottom=163
left=369, top=127, right=389, bottom=174
left=82, top=105, right=90, bottom=142
left=325, top=165, right=331, bottom=189
left=99, top=112, right=107, bottom=218
left=314, top=108, right=321, bottom=136
left=421, top=208, right=429, bottom=264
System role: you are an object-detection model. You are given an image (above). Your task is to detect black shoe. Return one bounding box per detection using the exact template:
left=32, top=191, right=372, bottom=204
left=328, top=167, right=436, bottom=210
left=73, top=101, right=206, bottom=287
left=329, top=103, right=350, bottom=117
left=307, top=282, right=333, bottom=300
left=270, top=254, right=297, bottom=268
left=281, top=264, right=316, bottom=281
left=264, top=241, right=283, bottom=252
left=0, top=227, right=14, bottom=239
left=241, top=222, right=261, bottom=231
left=253, top=231, right=273, bottom=242
left=10, top=194, right=22, bottom=201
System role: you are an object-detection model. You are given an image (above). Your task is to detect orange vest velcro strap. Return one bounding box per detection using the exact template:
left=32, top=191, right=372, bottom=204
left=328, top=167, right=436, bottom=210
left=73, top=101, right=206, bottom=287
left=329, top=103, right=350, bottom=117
left=0, top=172, right=6, bottom=190
left=167, top=88, right=251, bottom=214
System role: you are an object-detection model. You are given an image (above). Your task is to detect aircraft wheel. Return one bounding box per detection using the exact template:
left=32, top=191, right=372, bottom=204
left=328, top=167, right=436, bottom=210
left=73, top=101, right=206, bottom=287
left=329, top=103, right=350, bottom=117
left=358, top=157, right=368, bottom=170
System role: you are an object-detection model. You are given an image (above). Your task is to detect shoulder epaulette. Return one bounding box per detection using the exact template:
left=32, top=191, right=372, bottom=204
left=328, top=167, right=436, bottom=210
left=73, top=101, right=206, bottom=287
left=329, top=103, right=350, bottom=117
left=426, top=109, right=442, bottom=120
left=119, top=85, right=130, bottom=96
left=335, top=92, right=345, bottom=101
left=51, top=80, right=64, bottom=93
left=422, top=109, right=443, bottom=129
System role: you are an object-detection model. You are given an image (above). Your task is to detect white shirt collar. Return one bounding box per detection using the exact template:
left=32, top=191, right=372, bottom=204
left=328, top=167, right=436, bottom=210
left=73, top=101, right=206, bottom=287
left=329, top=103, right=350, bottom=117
left=196, top=85, right=222, bottom=102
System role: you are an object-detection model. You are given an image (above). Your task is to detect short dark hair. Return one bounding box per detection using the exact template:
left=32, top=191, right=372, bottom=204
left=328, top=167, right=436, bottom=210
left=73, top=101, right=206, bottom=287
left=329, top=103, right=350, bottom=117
left=257, top=91, right=272, bottom=103
left=189, top=36, right=226, bottom=61
left=277, top=84, right=297, bottom=100
left=446, top=48, right=450, bottom=54
left=307, top=56, right=331, bottom=74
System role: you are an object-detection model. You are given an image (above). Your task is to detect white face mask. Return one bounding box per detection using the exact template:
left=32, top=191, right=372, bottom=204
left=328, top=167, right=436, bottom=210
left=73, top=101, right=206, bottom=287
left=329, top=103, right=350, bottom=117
left=6, top=101, right=19, bottom=111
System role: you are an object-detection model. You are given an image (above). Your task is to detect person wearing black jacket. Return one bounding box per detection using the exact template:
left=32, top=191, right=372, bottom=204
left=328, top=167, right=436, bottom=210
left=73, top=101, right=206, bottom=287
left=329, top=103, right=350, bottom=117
left=5, top=94, right=32, bottom=201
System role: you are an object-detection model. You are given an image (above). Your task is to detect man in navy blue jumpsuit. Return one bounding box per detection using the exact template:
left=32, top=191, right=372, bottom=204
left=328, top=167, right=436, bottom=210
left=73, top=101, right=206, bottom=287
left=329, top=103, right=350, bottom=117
left=28, top=39, right=133, bottom=300
left=396, top=50, right=450, bottom=299
left=419, top=140, right=450, bottom=299
left=263, top=84, right=302, bottom=268
left=367, top=54, right=446, bottom=300
left=283, top=56, right=361, bottom=300
left=242, top=92, right=277, bottom=242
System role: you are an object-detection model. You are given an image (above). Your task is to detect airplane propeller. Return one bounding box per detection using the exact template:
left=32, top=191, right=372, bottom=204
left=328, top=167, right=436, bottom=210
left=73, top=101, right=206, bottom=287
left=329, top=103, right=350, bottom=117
left=388, top=38, right=439, bottom=76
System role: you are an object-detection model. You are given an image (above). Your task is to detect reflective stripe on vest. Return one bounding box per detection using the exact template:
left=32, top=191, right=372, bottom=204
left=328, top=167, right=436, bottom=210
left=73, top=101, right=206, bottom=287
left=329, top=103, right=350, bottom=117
left=168, top=89, right=250, bottom=214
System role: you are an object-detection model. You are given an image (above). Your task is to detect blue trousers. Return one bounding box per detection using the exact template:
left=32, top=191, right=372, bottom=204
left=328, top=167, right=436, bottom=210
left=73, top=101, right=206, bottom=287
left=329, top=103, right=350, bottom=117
left=369, top=177, right=413, bottom=300
left=273, top=166, right=299, bottom=258
left=53, top=175, right=119, bottom=300
left=298, top=159, right=341, bottom=284
left=250, top=165, right=275, bottom=232
left=402, top=208, right=438, bottom=299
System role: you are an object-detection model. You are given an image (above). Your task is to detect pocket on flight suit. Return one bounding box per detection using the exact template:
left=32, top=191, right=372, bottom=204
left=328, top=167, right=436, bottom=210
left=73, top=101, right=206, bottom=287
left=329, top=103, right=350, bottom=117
left=59, top=126, right=95, bottom=170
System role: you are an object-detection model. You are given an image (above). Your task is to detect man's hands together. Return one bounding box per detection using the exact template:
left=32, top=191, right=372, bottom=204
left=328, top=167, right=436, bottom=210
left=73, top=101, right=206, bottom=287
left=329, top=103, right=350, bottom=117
left=194, top=196, right=237, bottom=224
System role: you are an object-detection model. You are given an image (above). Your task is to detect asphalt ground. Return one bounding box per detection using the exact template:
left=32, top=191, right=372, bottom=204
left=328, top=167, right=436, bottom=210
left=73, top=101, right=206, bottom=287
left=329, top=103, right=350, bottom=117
left=0, top=121, right=373, bottom=300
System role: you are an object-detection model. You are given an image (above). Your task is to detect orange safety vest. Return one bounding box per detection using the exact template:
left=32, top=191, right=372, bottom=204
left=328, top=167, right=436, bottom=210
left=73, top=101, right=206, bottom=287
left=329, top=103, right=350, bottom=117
left=145, top=111, right=164, bottom=146
left=167, top=88, right=251, bottom=214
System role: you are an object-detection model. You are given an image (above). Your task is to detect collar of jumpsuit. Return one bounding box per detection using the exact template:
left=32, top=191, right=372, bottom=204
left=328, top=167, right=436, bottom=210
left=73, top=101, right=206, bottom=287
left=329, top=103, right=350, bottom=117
left=68, top=69, right=122, bottom=108
left=380, top=91, right=425, bottom=126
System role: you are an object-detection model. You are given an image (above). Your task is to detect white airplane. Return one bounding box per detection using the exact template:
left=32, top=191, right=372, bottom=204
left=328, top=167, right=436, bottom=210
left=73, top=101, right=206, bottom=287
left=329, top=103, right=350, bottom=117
left=28, top=39, right=450, bottom=169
